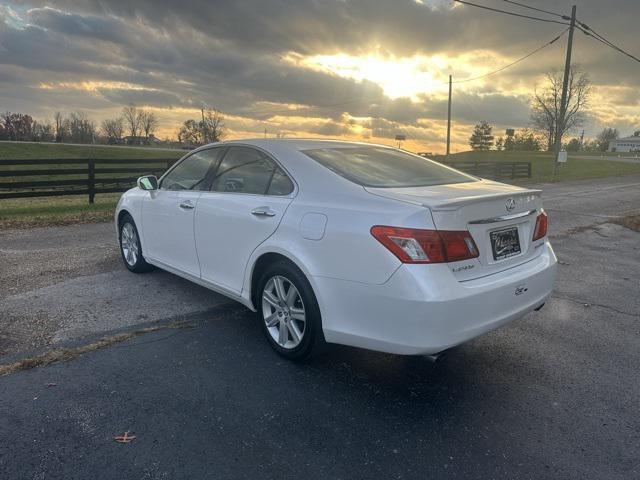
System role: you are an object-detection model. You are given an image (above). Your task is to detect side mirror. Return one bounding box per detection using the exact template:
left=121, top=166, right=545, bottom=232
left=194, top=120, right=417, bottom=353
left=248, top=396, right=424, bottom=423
left=137, top=175, right=158, bottom=191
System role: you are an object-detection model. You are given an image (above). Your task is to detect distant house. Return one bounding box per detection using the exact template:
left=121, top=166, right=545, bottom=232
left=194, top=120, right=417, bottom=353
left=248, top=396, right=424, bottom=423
left=609, top=135, right=640, bottom=152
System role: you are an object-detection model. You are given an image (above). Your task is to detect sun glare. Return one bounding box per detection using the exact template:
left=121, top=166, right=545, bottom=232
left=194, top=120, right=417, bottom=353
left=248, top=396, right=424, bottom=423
left=296, top=54, right=448, bottom=100
left=285, top=49, right=529, bottom=101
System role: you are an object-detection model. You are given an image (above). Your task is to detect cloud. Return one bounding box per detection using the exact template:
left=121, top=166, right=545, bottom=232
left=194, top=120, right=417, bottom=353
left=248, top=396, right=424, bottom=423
left=1, top=0, right=639, bottom=151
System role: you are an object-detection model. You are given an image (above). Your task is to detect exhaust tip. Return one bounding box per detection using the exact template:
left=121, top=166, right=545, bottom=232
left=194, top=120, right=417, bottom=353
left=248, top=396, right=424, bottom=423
left=425, top=351, right=447, bottom=363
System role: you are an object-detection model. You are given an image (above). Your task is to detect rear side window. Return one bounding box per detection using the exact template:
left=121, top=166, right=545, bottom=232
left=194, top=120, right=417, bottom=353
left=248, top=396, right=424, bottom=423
left=268, top=168, right=295, bottom=196
left=302, top=147, right=476, bottom=188
left=210, top=147, right=294, bottom=195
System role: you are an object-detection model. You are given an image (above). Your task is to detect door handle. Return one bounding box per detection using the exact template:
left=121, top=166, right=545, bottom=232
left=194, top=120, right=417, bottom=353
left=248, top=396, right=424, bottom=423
left=251, top=206, right=276, bottom=217
left=179, top=202, right=195, bottom=210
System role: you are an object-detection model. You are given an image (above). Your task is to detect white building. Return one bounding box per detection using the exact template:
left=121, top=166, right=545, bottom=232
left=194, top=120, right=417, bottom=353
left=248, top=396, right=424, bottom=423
left=609, top=136, right=640, bottom=152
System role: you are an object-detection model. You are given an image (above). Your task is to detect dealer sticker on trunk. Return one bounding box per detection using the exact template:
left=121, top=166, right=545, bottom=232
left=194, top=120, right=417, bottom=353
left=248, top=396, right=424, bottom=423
left=490, top=227, right=521, bottom=261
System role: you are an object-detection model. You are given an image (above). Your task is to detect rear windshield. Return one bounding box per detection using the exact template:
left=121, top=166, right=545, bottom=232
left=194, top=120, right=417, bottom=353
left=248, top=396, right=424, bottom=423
left=302, top=147, right=476, bottom=188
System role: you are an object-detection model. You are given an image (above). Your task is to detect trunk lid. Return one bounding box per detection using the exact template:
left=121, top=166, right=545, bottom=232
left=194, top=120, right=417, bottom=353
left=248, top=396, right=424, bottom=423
left=365, top=179, right=544, bottom=280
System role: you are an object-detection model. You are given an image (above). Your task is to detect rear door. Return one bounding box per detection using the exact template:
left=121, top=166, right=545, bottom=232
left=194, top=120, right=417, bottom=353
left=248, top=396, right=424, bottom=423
left=141, top=148, right=223, bottom=276
left=195, top=146, right=295, bottom=293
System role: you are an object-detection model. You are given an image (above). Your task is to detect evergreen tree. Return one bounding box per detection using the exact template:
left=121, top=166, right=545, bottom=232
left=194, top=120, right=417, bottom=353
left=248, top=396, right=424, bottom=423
left=469, top=121, right=494, bottom=150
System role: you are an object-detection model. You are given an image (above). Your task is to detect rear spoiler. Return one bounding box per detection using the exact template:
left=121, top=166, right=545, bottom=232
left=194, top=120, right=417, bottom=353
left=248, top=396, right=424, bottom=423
left=364, top=185, right=541, bottom=212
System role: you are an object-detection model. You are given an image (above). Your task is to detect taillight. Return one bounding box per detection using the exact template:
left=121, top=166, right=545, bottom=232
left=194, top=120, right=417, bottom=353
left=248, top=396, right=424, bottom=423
left=532, top=211, right=548, bottom=241
left=370, top=226, right=479, bottom=264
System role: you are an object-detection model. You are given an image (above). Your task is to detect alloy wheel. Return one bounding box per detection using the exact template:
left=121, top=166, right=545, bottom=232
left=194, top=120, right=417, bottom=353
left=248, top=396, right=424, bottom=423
left=120, top=222, right=139, bottom=267
left=262, top=275, right=306, bottom=349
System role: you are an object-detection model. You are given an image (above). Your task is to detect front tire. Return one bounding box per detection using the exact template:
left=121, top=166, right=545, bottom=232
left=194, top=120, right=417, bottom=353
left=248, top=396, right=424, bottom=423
left=119, top=214, right=154, bottom=273
left=257, top=260, right=325, bottom=360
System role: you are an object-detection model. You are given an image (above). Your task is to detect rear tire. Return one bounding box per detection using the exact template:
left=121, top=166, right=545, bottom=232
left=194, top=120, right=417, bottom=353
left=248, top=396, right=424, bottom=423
left=119, top=213, right=154, bottom=273
left=257, top=260, right=325, bottom=360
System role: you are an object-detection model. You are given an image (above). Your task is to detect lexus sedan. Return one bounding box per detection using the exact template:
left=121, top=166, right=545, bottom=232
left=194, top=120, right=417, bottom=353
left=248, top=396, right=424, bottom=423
left=116, top=139, right=557, bottom=360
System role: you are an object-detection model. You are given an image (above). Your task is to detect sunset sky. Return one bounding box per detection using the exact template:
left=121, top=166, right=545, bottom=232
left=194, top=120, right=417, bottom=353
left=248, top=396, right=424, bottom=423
left=1, top=0, right=638, bottom=152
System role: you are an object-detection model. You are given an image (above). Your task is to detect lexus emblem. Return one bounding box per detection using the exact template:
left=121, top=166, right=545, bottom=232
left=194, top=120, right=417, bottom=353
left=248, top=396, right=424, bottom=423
left=505, top=198, right=516, bottom=212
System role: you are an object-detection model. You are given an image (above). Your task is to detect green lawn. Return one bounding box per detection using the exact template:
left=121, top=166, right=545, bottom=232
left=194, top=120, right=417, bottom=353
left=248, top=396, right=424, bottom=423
left=0, top=141, right=183, bottom=160
left=433, top=151, right=640, bottom=184
left=0, top=142, right=184, bottom=228
left=0, top=194, right=120, bottom=228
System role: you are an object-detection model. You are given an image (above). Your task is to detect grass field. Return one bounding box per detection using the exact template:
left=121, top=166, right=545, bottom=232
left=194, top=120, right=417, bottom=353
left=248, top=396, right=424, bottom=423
left=433, top=150, right=640, bottom=184
left=0, top=194, right=121, bottom=228
left=2, top=143, right=640, bottom=228
left=0, top=141, right=183, bottom=160
left=0, top=142, right=184, bottom=228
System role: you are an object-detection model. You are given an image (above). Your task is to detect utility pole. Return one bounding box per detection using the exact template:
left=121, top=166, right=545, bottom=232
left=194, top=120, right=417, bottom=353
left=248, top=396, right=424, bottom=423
left=446, top=74, right=452, bottom=158
left=553, top=4, right=577, bottom=178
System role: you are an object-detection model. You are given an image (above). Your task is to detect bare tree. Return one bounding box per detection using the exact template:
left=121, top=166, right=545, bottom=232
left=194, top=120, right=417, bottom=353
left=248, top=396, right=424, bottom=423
left=201, top=108, right=225, bottom=143
left=54, top=111, right=65, bottom=142
left=530, top=65, right=591, bottom=151
left=68, top=111, right=96, bottom=143
left=101, top=117, right=124, bottom=144
left=178, top=119, right=201, bottom=145
left=122, top=103, right=143, bottom=141
left=140, top=111, right=159, bottom=142
left=1, top=112, right=34, bottom=141
left=32, top=119, right=54, bottom=142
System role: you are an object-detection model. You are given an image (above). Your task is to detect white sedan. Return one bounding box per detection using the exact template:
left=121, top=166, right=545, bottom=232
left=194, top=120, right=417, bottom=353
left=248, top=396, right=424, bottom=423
left=116, top=139, right=557, bottom=360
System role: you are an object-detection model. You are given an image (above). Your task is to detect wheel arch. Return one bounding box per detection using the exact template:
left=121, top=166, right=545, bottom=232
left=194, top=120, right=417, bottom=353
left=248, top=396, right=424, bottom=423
left=116, top=207, right=148, bottom=254
left=117, top=208, right=131, bottom=228
left=247, top=250, right=316, bottom=312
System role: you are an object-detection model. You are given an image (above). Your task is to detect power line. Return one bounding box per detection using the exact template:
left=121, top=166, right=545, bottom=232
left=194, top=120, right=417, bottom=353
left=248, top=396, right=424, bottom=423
left=453, top=28, right=568, bottom=83
left=499, top=0, right=565, bottom=19
left=452, top=0, right=569, bottom=25
left=576, top=21, right=640, bottom=64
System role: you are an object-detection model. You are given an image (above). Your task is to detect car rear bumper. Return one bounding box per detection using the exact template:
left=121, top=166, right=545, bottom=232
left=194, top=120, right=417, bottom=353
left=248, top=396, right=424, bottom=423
left=314, top=241, right=557, bottom=355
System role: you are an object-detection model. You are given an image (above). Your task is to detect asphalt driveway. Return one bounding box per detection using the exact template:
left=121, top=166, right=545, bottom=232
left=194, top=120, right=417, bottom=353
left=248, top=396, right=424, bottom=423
left=2, top=174, right=639, bottom=357
left=1, top=174, right=639, bottom=479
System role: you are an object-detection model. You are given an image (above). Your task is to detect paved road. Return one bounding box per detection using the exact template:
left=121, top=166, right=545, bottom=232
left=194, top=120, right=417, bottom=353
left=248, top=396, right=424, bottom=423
left=530, top=174, right=640, bottom=234
left=0, top=224, right=229, bottom=355
left=1, top=175, right=639, bottom=478
left=573, top=154, right=640, bottom=164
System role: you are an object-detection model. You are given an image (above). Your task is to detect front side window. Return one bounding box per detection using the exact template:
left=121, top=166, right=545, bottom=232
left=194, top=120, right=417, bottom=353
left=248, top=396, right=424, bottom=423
left=161, top=148, right=223, bottom=191
left=210, top=147, right=294, bottom=195
left=302, top=147, right=477, bottom=188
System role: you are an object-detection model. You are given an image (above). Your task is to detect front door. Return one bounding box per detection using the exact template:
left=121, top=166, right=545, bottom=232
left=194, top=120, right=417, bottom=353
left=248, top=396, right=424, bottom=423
left=195, top=146, right=296, bottom=293
left=141, top=148, right=224, bottom=277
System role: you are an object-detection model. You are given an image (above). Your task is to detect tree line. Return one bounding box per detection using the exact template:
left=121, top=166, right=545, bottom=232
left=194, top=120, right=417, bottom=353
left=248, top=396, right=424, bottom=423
left=469, top=122, right=628, bottom=153
left=0, top=104, right=225, bottom=146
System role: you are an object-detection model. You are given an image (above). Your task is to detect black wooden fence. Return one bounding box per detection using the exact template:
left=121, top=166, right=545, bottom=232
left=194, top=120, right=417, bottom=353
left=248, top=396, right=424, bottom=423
left=443, top=161, right=532, bottom=180
left=0, top=158, right=178, bottom=203
left=0, top=157, right=532, bottom=204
